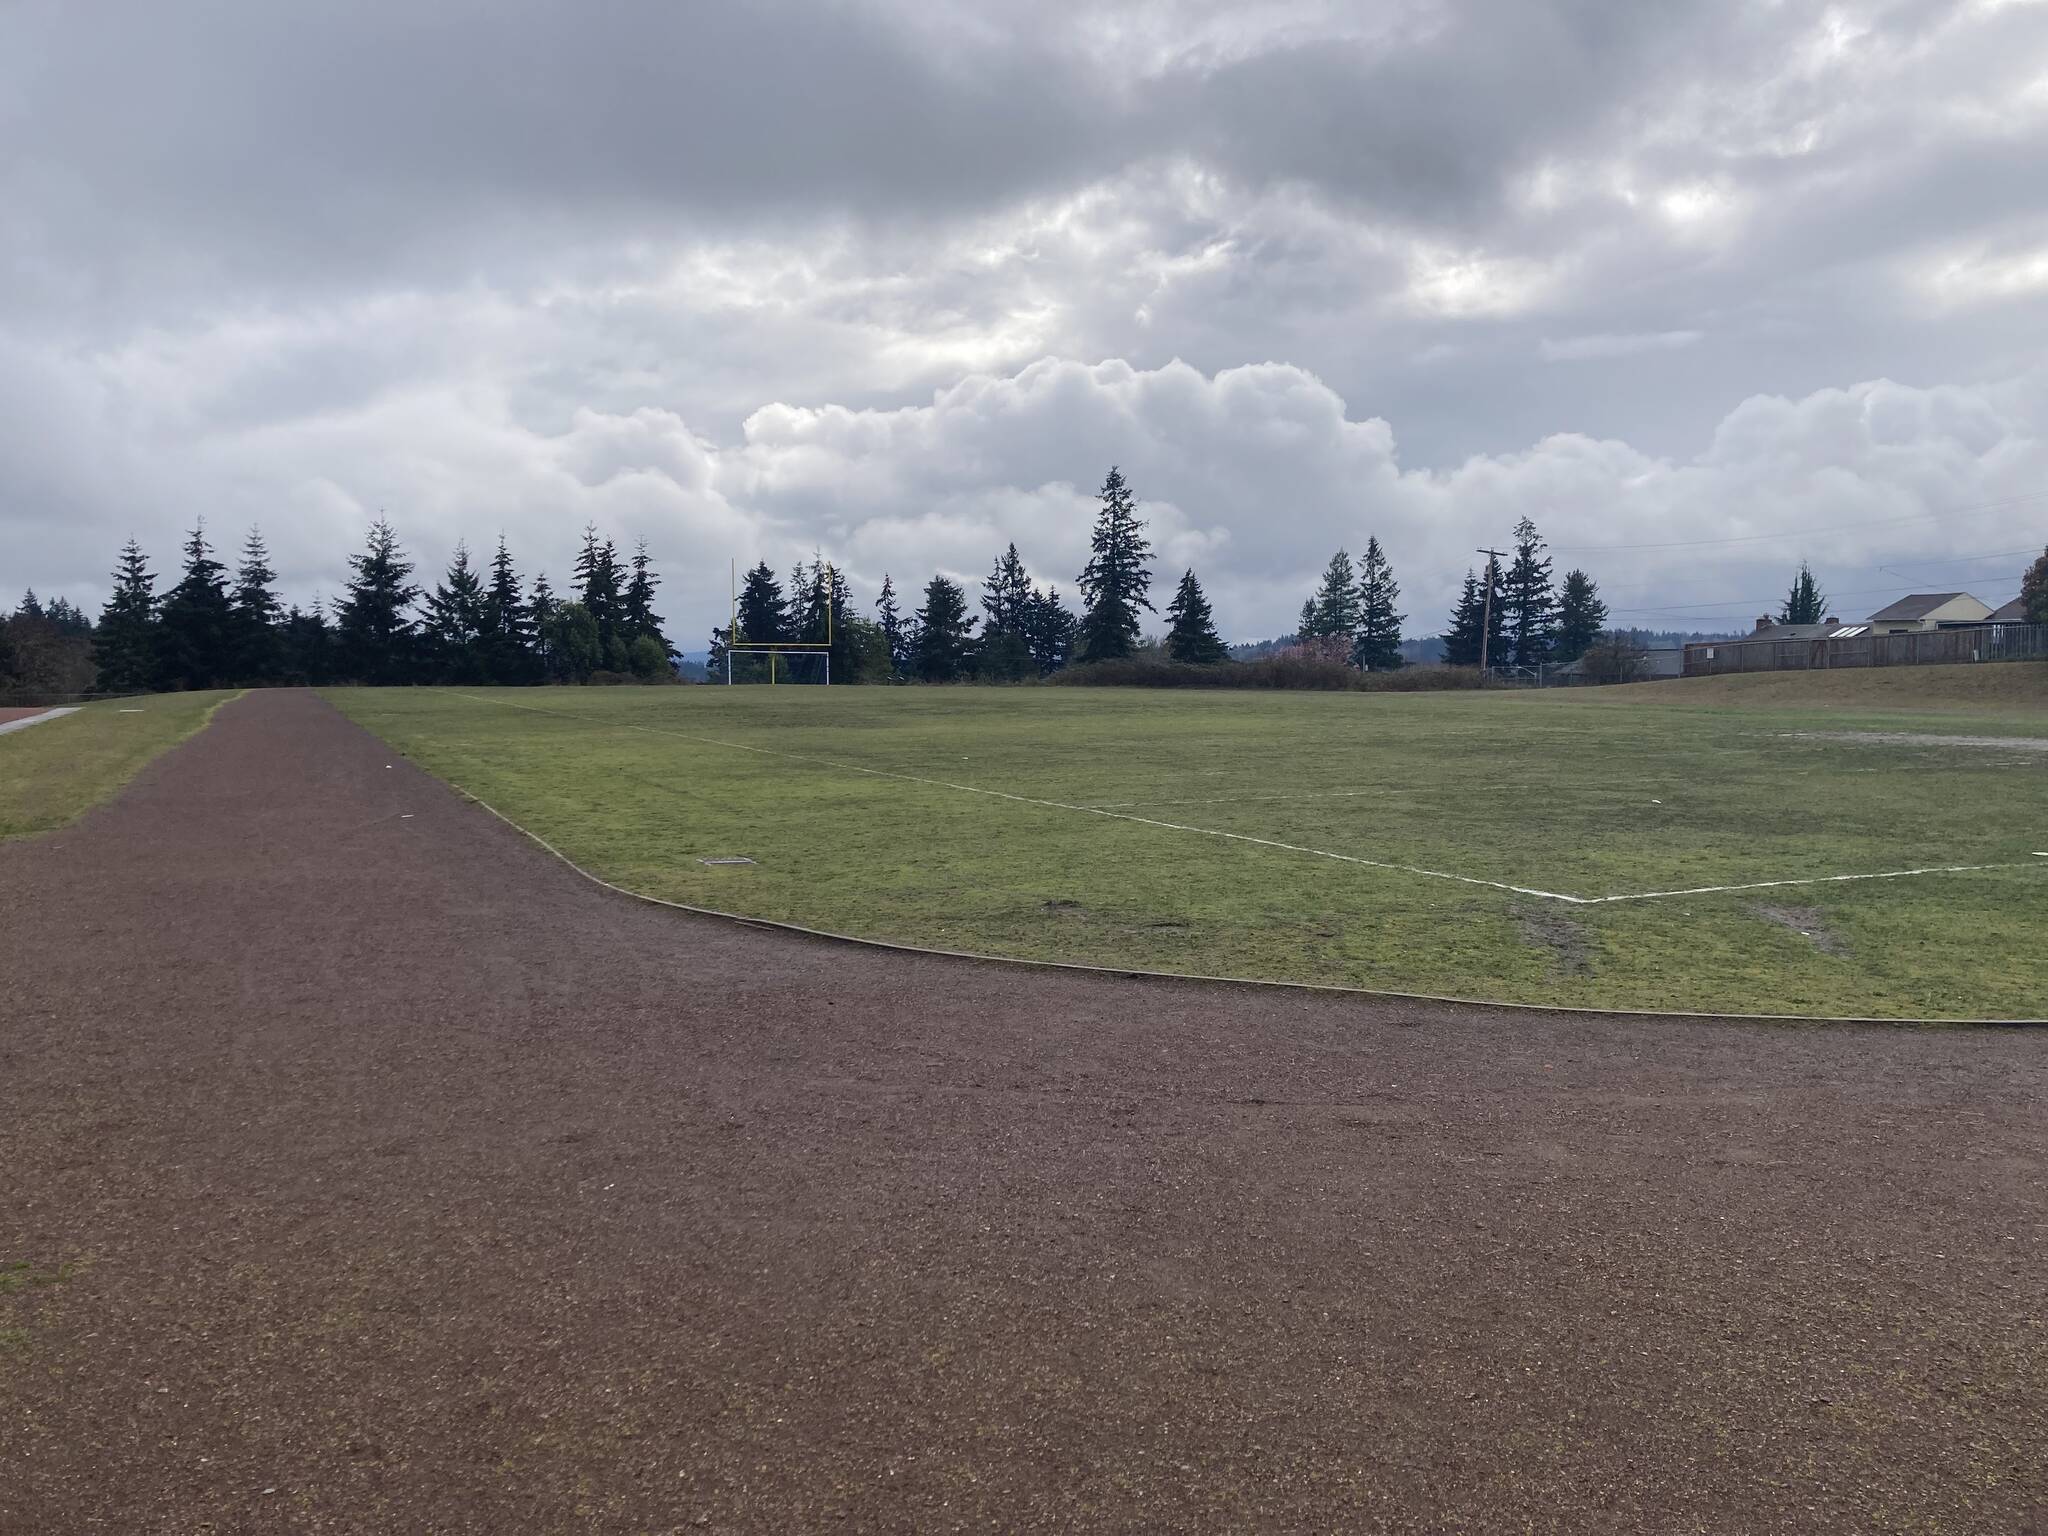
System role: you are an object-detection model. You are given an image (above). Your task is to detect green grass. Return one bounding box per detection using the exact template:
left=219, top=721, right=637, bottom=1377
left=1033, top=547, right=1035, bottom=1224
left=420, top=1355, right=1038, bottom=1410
left=326, top=666, right=2048, bottom=1019
left=0, top=692, right=240, bottom=840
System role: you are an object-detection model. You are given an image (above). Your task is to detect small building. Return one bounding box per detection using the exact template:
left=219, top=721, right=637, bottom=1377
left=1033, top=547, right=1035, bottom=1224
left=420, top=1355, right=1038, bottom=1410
left=1988, top=596, right=2030, bottom=623
left=1736, top=614, right=1863, bottom=642
left=1865, top=593, right=1992, bottom=634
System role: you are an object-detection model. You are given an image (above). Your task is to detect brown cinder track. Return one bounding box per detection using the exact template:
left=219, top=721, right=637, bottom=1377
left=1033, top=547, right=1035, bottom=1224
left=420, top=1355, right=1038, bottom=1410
left=3, top=690, right=2044, bottom=1534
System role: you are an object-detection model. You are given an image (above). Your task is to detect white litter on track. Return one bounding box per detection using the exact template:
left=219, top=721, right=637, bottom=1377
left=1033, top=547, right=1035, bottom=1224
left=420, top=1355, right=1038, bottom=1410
left=446, top=692, right=2044, bottom=906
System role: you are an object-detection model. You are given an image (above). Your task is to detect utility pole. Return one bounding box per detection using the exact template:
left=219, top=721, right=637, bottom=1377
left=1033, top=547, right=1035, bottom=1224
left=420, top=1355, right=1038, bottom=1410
left=1475, top=547, right=1505, bottom=678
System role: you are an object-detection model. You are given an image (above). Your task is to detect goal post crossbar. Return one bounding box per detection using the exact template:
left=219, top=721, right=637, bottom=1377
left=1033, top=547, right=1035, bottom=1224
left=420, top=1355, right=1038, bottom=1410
left=724, top=646, right=830, bottom=686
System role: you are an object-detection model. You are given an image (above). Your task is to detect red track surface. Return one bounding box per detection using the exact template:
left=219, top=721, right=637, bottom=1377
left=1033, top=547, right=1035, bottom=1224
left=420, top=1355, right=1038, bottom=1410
left=3, top=690, right=2044, bottom=1533
left=0, top=706, right=54, bottom=725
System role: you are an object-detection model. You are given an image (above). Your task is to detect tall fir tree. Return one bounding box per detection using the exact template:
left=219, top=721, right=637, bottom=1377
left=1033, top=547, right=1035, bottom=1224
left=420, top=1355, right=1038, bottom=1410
left=527, top=571, right=562, bottom=680
left=1025, top=585, right=1078, bottom=676
left=1302, top=549, right=1361, bottom=640
left=1442, top=564, right=1504, bottom=667
left=1076, top=466, right=1154, bottom=661
left=229, top=527, right=284, bottom=683
left=574, top=526, right=624, bottom=661
left=875, top=574, right=907, bottom=679
left=281, top=599, right=336, bottom=685
left=1779, top=561, right=1827, bottom=625
left=914, top=574, right=977, bottom=682
left=621, top=539, right=669, bottom=650
left=1553, top=569, right=1608, bottom=663
left=94, top=538, right=161, bottom=694
left=979, top=542, right=1034, bottom=680
left=480, top=536, right=536, bottom=683
left=1351, top=536, right=1405, bottom=671
left=423, top=542, right=488, bottom=682
left=1164, top=569, right=1227, bottom=663
left=157, top=522, right=235, bottom=689
left=336, top=517, right=420, bottom=685
left=734, top=561, right=788, bottom=646
left=1501, top=516, right=1556, bottom=667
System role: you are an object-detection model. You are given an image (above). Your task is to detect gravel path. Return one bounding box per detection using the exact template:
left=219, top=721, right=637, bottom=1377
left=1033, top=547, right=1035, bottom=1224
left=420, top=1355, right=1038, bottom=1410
left=3, top=690, right=2044, bottom=1534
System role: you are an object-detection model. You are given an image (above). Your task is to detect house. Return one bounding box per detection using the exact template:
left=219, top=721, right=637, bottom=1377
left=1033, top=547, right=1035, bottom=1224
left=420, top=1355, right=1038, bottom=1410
left=1864, top=593, right=1992, bottom=634
left=1553, top=645, right=1684, bottom=684
left=1988, top=596, right=2030, bottom=624
left=1737, top=614, right=1864, bottom=642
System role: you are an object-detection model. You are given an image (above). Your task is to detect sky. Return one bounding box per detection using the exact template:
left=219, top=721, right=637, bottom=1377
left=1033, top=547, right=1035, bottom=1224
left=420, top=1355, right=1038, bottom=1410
left=4, top=0, right=2047, bottom=645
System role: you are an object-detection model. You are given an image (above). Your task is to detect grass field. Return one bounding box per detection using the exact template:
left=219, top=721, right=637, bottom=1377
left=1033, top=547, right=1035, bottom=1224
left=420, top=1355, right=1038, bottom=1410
left=0, top=693, right=240, bottom=841
left=329, top=668, right=2048, bottom=1019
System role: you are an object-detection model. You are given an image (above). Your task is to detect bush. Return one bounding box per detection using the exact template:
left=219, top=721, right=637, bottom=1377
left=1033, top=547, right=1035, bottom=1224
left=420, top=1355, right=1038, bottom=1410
left=1047, top=657, right=1486, bottom=692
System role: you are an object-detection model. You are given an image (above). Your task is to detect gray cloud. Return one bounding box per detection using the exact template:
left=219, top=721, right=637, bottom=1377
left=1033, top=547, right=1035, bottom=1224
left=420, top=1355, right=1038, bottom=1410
left=4, top=0, right=2046, bottom=642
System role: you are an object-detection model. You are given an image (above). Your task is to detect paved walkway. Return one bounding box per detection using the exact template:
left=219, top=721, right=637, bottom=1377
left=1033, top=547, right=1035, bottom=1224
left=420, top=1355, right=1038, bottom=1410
left=2, top=690, right=2043, bottom=1533
left=0, top=704, right=79, bottom=734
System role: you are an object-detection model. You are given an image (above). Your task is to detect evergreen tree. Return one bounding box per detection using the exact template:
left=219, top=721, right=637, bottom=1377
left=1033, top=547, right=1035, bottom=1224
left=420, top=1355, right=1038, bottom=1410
left=1351, top=536, right=1405, bottom=671
left=157, top=522, right=235, bottom=689
left=621, top=539, right=668, bottom=651
left=1779, top=561, right=1827, bottom=625
left=281, top=600, right=336, bottom=685
left=229, top=527, right=284, bottom=683
left=875, top=574, right=907, bottom=679
left=914, top=574, right=977, bottom=682
left=1501, top=516, right=1556, bottom=667
left=1442, top=565, right=1504, bottom=667
left=1553, top=569, right=1608, bottom=663
left=574, top=526, right=624, bottom=658
left=423, top=542, right=488, bottom=682
left=1302, top=549, right=1361, bottom=640
left=2022, top=546, right=2048, bottom=623
left=1164, top=569, right=1228, bottom=664
left=528, top=571, right=561, bottom=680
left=979, top=542, right=1034, bottom=680
left=1297, top=597, right=1317, bottom=639
left=706, top=624, right=731, bottom=682
left=821, top=563, right=863, bottom=683
left=94, top=539, right=161, bottom=694
left=1076, top=465, right=1154, bottom=661
left=1025, top=585, right=1078, bottom=676
left=734, top=561, right=788, bottom=646
left=336, top=517, right=420, bottom=685
left=544, top=600, right=601, bottom=682
left=481, top=536, right=536, bottom=684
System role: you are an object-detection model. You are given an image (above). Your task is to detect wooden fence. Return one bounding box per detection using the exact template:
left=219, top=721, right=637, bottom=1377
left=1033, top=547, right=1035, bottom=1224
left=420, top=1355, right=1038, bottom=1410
left=1683, top=623, right=2048, bottom=677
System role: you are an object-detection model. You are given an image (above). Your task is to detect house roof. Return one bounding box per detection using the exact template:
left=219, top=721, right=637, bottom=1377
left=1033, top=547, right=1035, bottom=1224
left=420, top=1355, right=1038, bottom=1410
left=1990, top=596, right=2029, bottom=622
left=1867, top=592, right=1974, bottom=622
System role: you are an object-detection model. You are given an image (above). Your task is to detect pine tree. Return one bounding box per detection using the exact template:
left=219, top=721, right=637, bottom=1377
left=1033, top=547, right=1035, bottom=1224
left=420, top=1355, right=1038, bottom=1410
left=734, top=562, right=788, bottom=647
left=1501, top=516, right=1556, bottom=667
left=527, top=571, right=561, bottom=680
left=979, top=543, right=1034, bottom=680
left=1553, top=569, right=1607, bottom=663
left=1025, top=585, right=1078, bottom=676
left=1164, top=569, right=1227, bottom=664
left=423, top=542, right=488, bottom=683
left=914, top=574, right=977, bottom=682
left=2022, top=546, right=2048, bottom=624
left=876, top=574, right=907, bottom=679
left=1351, top=536, right=1405, bottom=670
left=229, top=527, right=284, bottom=684
left=1296, top=598, right=1317, bottom=640
left=574, top=526, right=624, bottom=658
left=621, top=539, right=668, bottom=650
left=1302, top=550, right=1361, bottom=640
left=788, top=556, right=827, bottom=645
left=157, top=522, right=235, bottom=689
left=1442, top=565, right=1503, bottom=667
left=1076, top=466, right=1154, bottom=661
left=706, top=623, right=731, bottom=682
left=336, top=517, right=420, bottom=685
left=1780, top=561, right=1827, bottom=625
left=281, top=600, right=336, bottom=685
left=480, top=536, right=536, bottom=684
left=94, top=538, right=161, bottom=694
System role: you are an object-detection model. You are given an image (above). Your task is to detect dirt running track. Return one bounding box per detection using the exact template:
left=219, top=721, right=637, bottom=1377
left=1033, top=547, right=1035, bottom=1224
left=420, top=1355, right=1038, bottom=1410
left=3, top=691, right=2044, bottom=1534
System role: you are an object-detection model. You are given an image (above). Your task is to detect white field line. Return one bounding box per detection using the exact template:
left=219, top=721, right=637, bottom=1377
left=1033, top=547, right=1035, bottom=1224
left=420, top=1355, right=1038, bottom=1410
left=0, top=705, right=80, bottom=736
left=444, top=692, right=2043, bottom=906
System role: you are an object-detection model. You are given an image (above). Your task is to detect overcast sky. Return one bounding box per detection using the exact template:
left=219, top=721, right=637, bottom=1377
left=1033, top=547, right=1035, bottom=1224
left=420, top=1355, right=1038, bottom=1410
left=5, top=0, right=2047, bottom=643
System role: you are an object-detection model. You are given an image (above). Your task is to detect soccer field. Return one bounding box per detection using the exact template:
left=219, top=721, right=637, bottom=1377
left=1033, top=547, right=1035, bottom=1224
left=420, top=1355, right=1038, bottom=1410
left=329, top=668, right=2048, bottom=1019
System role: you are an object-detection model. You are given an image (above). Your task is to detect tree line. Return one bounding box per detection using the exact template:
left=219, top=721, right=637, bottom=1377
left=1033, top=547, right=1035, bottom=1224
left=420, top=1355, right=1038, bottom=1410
left=78, top=519, right=675, bottom=694
left=1440, top=518, right=1607, bottom=670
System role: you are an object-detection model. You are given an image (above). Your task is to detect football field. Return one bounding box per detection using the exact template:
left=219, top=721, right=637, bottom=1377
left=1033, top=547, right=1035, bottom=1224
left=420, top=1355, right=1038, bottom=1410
left=329, top=667, right=2048, bottom=1019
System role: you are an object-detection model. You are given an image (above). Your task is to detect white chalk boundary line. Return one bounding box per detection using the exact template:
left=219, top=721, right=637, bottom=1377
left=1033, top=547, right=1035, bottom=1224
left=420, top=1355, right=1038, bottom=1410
left=0, top=705, right=80, bottom=737
left=444, top=692, right=2043, bottom=907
